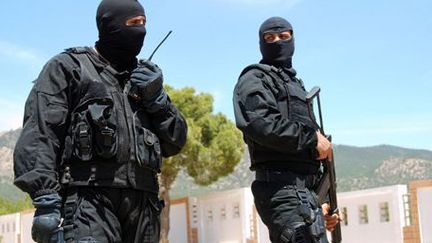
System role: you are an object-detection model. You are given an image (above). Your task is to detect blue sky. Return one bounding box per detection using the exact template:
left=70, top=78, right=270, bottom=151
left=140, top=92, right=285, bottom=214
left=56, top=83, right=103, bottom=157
left=0, top=0, right=431, bottom=150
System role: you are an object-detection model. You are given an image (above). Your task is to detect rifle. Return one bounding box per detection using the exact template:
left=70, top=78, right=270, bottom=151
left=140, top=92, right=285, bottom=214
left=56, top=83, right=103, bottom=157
left=305, top=86, right=342, bottom=243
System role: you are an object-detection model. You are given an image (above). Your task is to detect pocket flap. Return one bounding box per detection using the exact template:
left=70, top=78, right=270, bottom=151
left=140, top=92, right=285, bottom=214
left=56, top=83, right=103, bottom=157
left=287, top=82, right=307, bottom=101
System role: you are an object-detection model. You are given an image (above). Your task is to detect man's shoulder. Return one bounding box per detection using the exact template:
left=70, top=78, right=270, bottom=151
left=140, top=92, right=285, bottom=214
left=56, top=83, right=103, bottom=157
left=44, top=47, right=92, bottom=69
left=235, top=64, right=278, bottom=95
left=238, top=63, right=275, bottom=84
left=240, top=63, right=274, bottom=77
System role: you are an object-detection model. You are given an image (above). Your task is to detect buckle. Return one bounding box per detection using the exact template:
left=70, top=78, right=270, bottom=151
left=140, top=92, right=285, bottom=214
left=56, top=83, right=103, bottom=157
left=144, top=129, right=155, bottom=146
left=100, top=127, right=114, bottom=146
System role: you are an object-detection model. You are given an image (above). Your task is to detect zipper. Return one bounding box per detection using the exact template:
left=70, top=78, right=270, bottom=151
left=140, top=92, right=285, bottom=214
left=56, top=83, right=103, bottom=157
left=101, top=68, right=131, bottom=163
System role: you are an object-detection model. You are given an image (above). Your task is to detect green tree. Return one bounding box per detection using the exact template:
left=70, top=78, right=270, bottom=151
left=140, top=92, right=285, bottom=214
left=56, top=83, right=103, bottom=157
left=159, top=86, right=244, bottom=243
left=0, top=195, right=33, bottom=215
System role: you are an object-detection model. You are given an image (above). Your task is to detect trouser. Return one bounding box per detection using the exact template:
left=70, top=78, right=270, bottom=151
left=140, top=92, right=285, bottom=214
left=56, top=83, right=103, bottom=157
left=252, top=170, right=328, bottom=243
left=62, top=186, right=162, bottom=243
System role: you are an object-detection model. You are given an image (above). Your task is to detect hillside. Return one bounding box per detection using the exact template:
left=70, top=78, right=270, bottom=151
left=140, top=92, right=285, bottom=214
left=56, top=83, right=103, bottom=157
left=1, top=129, right=431, bottom=200
left=169, top=144, right=432, bottom=198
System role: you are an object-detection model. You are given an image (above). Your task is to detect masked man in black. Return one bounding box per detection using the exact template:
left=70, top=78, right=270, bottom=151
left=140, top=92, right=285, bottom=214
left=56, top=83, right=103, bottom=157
left=13, top=0, right=187, bottom=242
left=233, top=17, right=339, bottom=243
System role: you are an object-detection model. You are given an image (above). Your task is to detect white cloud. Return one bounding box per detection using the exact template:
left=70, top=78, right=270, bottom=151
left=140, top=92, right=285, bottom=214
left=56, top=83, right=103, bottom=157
left=210, top=90, right=225, bottom=112
left=0, top=98, right=24, bottom=131
left=328, top=115, right=432, bottom=150
left=0, top=41, right=46, bottom=71
left=335, top=121, right=432, bottom=136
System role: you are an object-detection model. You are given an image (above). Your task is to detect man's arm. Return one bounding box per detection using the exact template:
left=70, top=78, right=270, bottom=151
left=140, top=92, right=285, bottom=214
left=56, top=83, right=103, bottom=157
left=13, top=54, right=75, bottom=243
left=13, top=54, right=74, bottom=198
left=149, top=100, right=188, bottom=157
left=129, top=60, right=188, bottom=157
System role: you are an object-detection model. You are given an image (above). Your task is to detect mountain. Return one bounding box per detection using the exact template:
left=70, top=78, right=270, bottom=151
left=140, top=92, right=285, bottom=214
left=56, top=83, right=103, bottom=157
left=169, top=144, right=432, bottom=198
left=0, top=129, right=27, bottom=201
left=1, top=129, right=431, bottom=200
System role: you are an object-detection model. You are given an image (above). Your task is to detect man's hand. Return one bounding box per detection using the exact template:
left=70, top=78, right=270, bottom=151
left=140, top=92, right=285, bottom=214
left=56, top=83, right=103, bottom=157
left=316, top=131, right=332, bottom=160
left=129, top=59, right=164, bottom=102
left=32, top=193, right=62, bottom=243
left=321, top=203, right=341, bottom=232
left=128, top=60, right=168, bottom=113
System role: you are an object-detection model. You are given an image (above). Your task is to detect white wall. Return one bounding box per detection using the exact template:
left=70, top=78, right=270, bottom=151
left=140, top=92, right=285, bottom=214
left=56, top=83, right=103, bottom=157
left=197, top=188, right=253, bottom=243
left=0, top=213, right=19, bottom=243
left=417, top=187, right=432, bottom=243
left=20, top=210, right=35, bottom=243
left=169, top=201, right=189, bottom=243
left=336, top=185, right=407, bottom=243
left=257, top=219, right=271, bottom=243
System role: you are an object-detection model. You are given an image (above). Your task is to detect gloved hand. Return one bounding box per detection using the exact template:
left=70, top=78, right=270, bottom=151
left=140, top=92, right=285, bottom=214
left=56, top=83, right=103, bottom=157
left=128, top=60, right=168, bottom=111
left=32, top=193, right=62, bottom=243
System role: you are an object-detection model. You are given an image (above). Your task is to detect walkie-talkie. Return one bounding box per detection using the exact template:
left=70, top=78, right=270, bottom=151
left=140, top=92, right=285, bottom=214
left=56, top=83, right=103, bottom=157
left=127, top=30, right=173, bottom=101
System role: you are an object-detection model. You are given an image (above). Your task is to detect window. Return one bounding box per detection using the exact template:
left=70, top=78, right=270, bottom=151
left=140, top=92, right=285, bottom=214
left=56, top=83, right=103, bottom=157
left=192, top=203, right=198, bottom=225
left=403, top=194, right=412, bottom=226
left=379, top=202, right=390, bottom=222
left=206, top=208, right=213, bottom=221
left=342, top=207, right=348, bottom=226
left=233, top=203, right=240, bottom=218
left=220, top=206, right=226, bottom=219
left=358, top=205, right=368, bottom=224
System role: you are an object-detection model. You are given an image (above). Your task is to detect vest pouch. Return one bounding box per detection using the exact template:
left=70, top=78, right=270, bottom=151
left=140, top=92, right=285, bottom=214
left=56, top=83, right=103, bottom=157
left=286, top=82, right=313, bottom=125
left=135, top=126, right=162, bottom=172
left=87, top=102, right=117, bottom=159
left=72, top=112, right=93, bottom=161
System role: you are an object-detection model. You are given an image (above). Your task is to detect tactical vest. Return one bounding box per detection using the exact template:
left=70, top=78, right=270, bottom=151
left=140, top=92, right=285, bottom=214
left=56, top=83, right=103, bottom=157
left=240, top=64, right=320, bottom=173
left=59, top=47, right=160, bottom=193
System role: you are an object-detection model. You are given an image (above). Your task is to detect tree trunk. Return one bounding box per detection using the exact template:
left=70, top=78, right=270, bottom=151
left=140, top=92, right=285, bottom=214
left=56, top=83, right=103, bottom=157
left=159, top=173, right=175, bottom=243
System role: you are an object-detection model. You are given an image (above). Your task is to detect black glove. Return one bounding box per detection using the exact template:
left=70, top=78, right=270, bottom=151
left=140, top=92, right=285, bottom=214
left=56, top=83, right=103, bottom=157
left=129, top=60, right=166, bottom=98
left=32, top=193, right=63, bottom=243
left=128, top=60, right=168, bottom=113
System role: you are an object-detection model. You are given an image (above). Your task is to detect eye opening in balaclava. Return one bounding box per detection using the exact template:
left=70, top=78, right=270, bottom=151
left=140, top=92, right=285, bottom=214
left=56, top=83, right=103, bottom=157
left=259, top=16, right=295, bottom=68
left=95, top=0, right=146, bottom=72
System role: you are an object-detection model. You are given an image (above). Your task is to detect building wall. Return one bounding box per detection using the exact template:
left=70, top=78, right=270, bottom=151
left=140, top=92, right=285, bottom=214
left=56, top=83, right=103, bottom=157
left=0, top=213, right=19, bottom=243
left=336, top=185, right=407, bottom=243
left=417, top=187, right=432, bottom=243
left=1, top=182, right=429, bottom=243
left=169, top=199, right=189, bottom=243
left=256, top=214, right=271, bottom=243
left=196, top=188, right=255, bottom=243
left=403, top=180, right=432, bottom=243
left=20, top=209, right=35, bottom=243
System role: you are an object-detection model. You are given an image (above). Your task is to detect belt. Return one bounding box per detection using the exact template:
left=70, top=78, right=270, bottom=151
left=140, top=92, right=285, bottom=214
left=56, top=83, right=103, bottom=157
left=255, top=169, right=317, bottom=189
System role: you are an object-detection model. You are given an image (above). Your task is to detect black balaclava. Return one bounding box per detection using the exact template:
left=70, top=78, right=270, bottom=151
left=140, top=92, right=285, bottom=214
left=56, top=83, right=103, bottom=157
left=259, top=17, right=295, bottom=68
left=95, top=0, right=146, bottom=71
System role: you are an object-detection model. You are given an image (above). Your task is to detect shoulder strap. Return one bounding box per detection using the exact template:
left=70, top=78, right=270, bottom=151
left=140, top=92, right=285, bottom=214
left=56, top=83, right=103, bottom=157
left=62, top=47, right=107, bottom=113
left=64, top=47, right=101, bottom=82
left=240, top=64, right=290, bottom=119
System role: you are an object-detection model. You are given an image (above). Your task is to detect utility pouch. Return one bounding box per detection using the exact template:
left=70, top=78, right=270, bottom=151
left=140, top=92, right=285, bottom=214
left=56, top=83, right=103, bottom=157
left=286, top=82, right=310, bottom=123
left=70, top=99, right=118, bottom=161
left=72, top=112, right=93, bottom=161
left=296, top=188, right=316, bottom=225
left=135, top=125, right=162, bottom=172
left=87, top=102, right=117, bottom=159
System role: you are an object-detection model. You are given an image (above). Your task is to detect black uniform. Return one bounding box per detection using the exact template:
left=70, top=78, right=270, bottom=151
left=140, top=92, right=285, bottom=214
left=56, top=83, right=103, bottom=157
left=13, top=1, right=187, bottom=242
left=233, top=17, right=328, bottom=243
